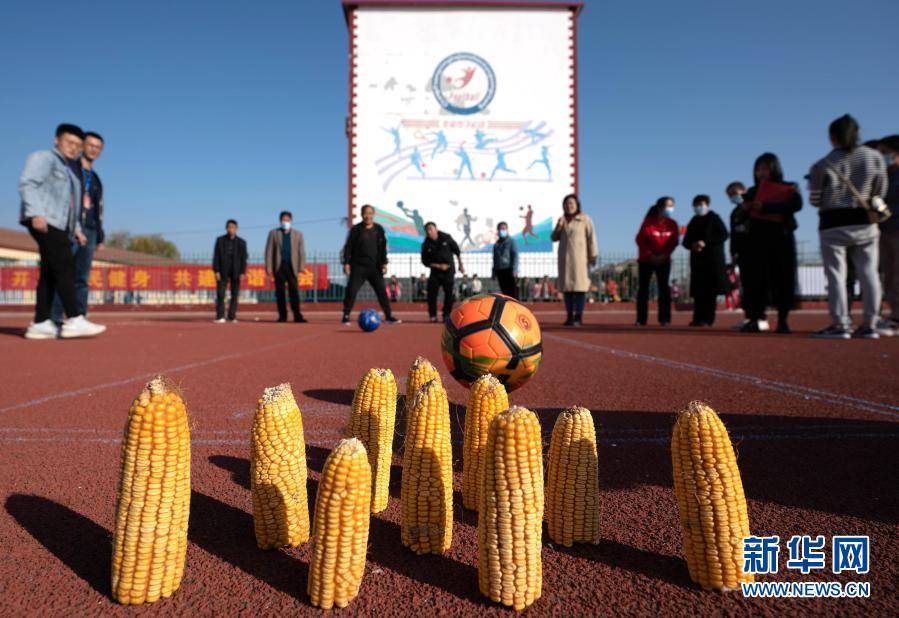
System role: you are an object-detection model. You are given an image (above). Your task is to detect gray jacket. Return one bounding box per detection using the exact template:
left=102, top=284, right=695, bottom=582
left=809, top=146, right=887, bottom=212
left=265, top=228, right=306, bottom=276
left=492, top=236, right=519, bottom=274
left=19, top=149, right=82, bottom=235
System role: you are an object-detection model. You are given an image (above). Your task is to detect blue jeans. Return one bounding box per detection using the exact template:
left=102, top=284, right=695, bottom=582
left=51, top=226, right=97, bottom=322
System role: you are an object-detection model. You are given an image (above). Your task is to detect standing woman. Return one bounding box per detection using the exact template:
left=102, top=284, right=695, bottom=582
left=809, top=115, right=888, bottom=339
left=741, top=153, right=802, bottom=333
left=492, top=221, right=519, bottom=298
left=551, top=194, right=599, bottom=326
left=682, top=195, right=729, bottom=326
left=635, top=197, right=679, bottom=326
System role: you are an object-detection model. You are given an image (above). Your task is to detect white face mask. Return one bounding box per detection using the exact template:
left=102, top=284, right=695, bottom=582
left=885, top=154, right=895, bottom=168
left=693, top=205, right=710, bottom=216
left=280, top=221, right=291, bottom=231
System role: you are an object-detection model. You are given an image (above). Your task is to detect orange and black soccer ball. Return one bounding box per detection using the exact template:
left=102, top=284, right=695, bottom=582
left=441, top=293, right=542, bottom=392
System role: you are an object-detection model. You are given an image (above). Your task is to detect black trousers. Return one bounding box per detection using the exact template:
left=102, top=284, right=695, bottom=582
left=343, top=264, right=393, bottom=317
left=636, top=261, right=671, bottom=325
left=274, top=262, right=301, bottom=320
left=692, top=287, right=718, bottom=325
left=427, top=269, right=455, bottom=319
left=744, top=228, right=796, bottom=322
left=215, top=271, right=241, bottom=320
left=495, top=268, right=517, bottom=298
left=28, top=224, right=79, bottom=322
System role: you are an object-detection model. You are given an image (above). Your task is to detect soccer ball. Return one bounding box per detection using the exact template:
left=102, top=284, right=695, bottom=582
left=358, top=309, right=381, bottom=332
left=441, top=293, right=542, bottom=392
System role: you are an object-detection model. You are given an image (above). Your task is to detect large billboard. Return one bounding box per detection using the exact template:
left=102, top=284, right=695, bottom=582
left=347, top=2, right=580, bottom=254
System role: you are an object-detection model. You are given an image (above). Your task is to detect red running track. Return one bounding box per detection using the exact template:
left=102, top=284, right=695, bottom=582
left=0, top=309, right=896, bottom=615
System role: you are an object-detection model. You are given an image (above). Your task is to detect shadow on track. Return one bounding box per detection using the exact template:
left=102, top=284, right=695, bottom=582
left=5, top=495, right=111, bottom=596
left=302, top=388, right=354, bottom=405
left=188, top=490, right=308, bottom=600
left=554, top=538, right=690, bottom=588
left=0, top=326, right=27, bottom=338
left=532, top=407, right=899, bottom=524
left=209, top=455, right=250, bottom=489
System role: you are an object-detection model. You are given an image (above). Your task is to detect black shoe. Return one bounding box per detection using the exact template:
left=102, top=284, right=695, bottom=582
left=740, top=321, right=760, bottom=333
left=564, top=314, right=575, bottom=326
left=385, top=316, right=402, bottom=324
left=341, top=314, right=350, bottom=325
left=635, top=321, right=646, bottom=327
left=659, top=321, right=670, bottom=327
left=776, top=321, right=791, bottom=334
left=689, top=321, right=703, bottom=327
left=294, top=315, right=308, bottom=323
left=277, top=317, right=287, bottom=323
left=429, top=316, right=439, bottom=323
left=573, top=314, right=583, bottom=327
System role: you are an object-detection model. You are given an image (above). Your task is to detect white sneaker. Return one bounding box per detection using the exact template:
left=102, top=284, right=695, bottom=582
left=213, top=318, right=226, bottom=324
left=24, top=319, right=59, bottom=340
left=758, top=319, right=770, bottom=332
left=875, top=318, right=897, bottom=337
left=60, top=315, right=106, bottom=339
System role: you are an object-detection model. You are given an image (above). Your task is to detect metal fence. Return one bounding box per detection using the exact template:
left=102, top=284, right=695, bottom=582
left=0, top=249, right=828, bottom=305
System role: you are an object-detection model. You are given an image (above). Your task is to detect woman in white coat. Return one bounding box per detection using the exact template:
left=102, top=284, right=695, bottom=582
left=551, top=194, right=599, bottom=326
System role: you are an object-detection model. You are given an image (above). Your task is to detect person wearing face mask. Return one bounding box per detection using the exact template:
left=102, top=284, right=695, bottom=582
left=875, top=135, right=899, bottom=335
left=552, top=193, right=598, bottom=326
left=683, top=195, right=729, bottom=326
left=725, top=181, right=758, bottom=329
left=265, top=210, right=307, bottom=323
left=492, top=220, right=519, bottom=298
left=635, top=196, right=679, bottom=326
left=740, top=152, right=802, bottom=334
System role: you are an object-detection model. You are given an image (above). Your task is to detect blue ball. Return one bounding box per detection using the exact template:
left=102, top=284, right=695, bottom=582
left=357, top=309, right=381, bottom=332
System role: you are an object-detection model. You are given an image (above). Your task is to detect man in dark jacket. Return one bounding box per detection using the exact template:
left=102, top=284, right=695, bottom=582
left=683, top=195, right=729, bottom=327
left=213, top=219, right=248, bottom=322
left=341, top=204, right=400, bottom=324
left=421, top=222, right=464, bottom=322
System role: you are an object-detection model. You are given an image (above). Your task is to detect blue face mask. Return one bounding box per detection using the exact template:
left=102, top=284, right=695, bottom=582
left=694, top=205, right=710, bottom=216
left=730, top=193, right=744, bottom=206
left=498, top=229, right=508, bottom=238
left=281, top=221, right=291, bottom=231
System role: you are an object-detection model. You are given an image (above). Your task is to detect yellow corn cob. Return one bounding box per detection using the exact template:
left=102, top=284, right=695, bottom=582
left=250, top=383, right=310, bottom=549
left=545, top=406, right=600, bottom=546
left=671, top=401, right=752, bottom=591
left=405, top=356, right=441, bottom=409
left=111, top=376, right=191, bottom=605
left=461, top=374, right=509, bottom=511
left=400, top=379, right=453, bottom=554
left=307, top=438, right=372, bottom=610
left=478, top=406, right=543, bottom=610
left=346, top=368, right=397, bottom=513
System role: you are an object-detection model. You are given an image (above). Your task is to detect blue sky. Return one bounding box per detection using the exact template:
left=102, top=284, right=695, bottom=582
left=1, top=0, right=896, bottom=258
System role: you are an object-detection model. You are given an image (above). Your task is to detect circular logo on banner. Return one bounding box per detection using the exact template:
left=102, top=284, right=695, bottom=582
left=431, top=53, right=496, bottom=115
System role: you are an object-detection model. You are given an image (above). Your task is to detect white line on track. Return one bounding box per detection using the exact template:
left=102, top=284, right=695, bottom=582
left=545, top=333, right=899, bottom=419
left=0, top=331, right=329, bottom=416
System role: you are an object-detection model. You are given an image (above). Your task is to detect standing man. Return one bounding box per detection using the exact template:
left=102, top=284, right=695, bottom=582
left=19, top=123, right=105, bottom=339
left=213, top=219, right=247, bottom=323
left=341, top=204, right=400, bottom=324
left=265, top=211, right=307, bottom=323
left=51, top=131, right=105, bottom=325
left=421, top=222, right=464, bottom=322
left=492, top=220, right=519, bottom=298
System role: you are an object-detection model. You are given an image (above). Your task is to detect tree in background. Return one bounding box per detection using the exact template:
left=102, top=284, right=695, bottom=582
left=105, top=231, right=180, bottom=259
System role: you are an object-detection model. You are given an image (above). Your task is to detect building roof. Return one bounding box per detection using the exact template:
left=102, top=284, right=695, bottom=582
left=0, top=227, right=180, bottom=266
left=342, top=0, right=583, bottom=24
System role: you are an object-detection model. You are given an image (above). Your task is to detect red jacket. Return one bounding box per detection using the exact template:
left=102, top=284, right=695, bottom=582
left=636, top=216, right=679, bottom=262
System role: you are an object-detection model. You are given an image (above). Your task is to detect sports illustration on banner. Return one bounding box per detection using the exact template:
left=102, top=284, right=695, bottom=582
left=347, top=3, right=579, bottom=255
